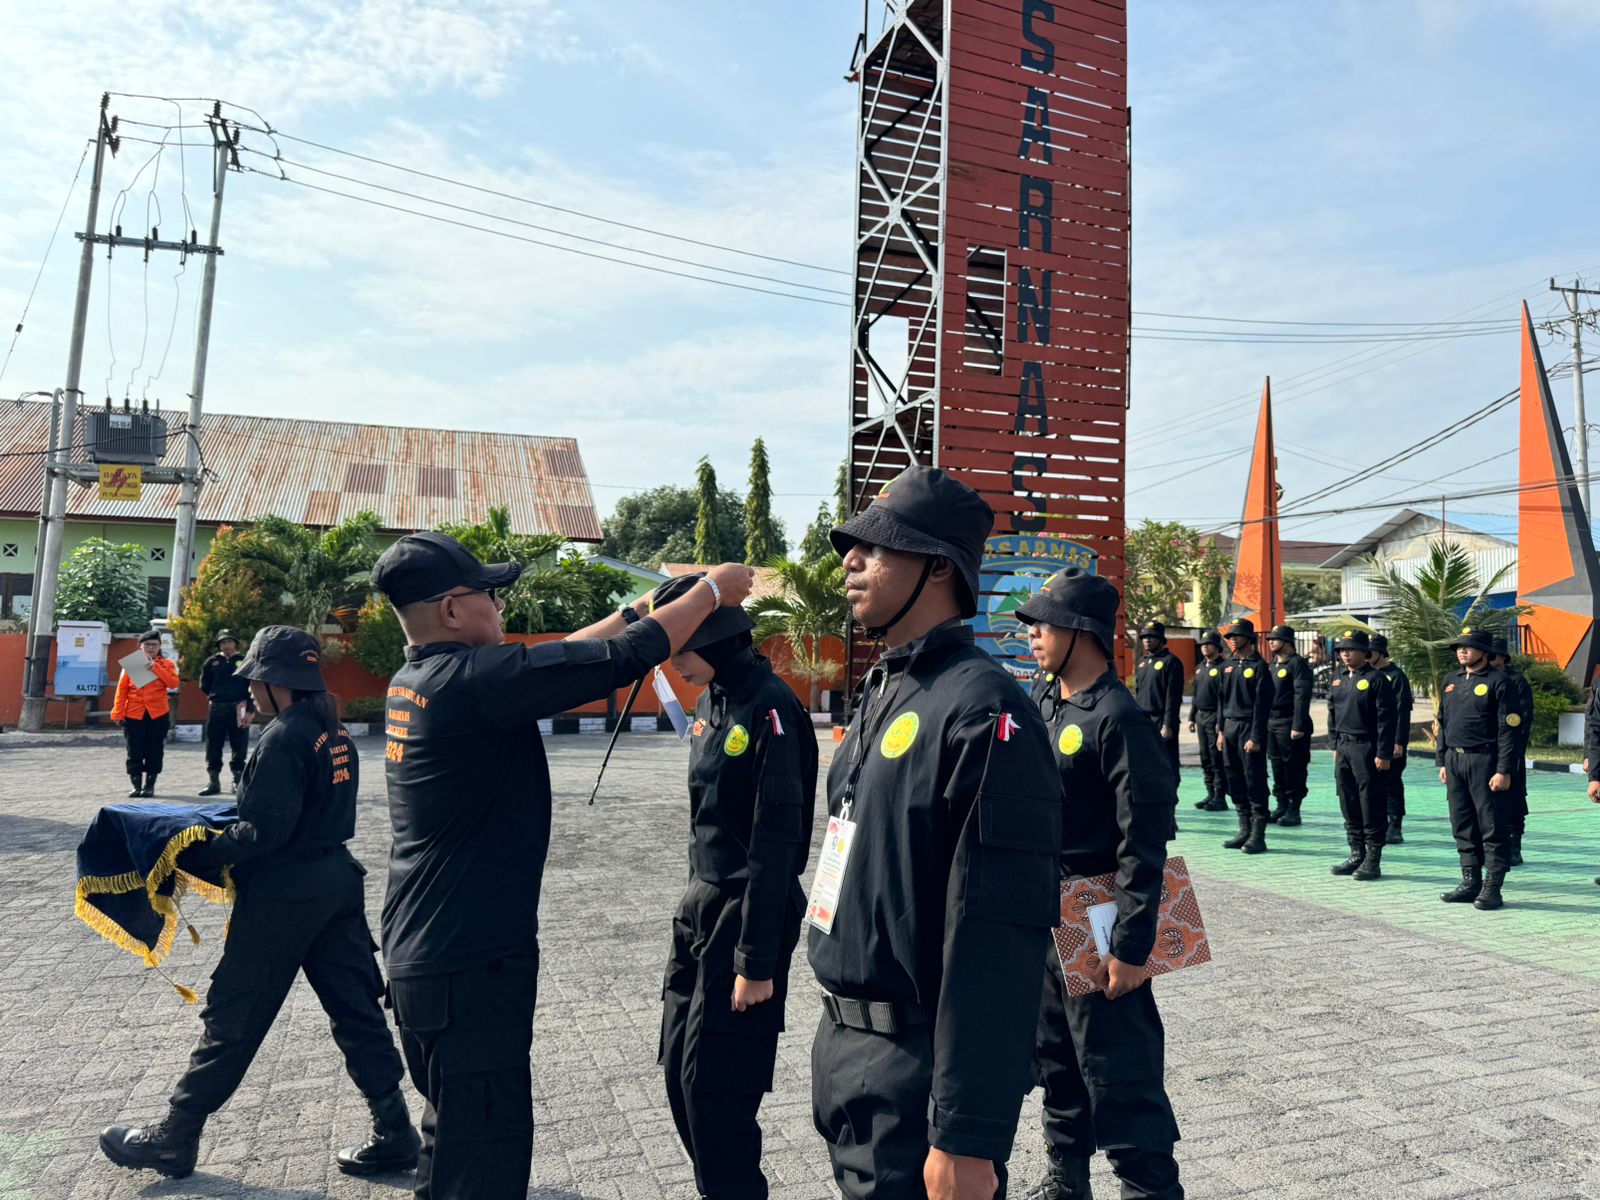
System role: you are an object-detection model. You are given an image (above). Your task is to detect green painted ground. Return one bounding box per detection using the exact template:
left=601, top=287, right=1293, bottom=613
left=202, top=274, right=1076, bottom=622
left=1175, top=750, right=1600, bottom=980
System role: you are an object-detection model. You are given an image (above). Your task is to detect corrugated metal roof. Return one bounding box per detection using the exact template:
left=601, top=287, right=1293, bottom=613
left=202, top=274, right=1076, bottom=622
left=0, top=401, right=602, bottom=541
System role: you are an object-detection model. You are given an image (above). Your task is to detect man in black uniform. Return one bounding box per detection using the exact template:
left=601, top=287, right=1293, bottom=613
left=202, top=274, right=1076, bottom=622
left=100, top=626, right=418, bottom=1180
left=371, top=533, right=754, bottom=1200
left=1263, top=626, right=1313, bottom=827
left=1585, top=671, right=1600, bottom=885
left=809, top=466, right=1060, bottom=1200
left=1325, top=630, right=1397, bottom=882
left=1217, top=619, right=1274, bottom=854
left=653, top=573, right=818, bottom=1200
left=198, top=629, right=253, bottom=796
left=1134, top=622, right=1184, bottom=787
left=1435, top=627, right=1519, bottom=911
left=1014, top=569, right=1183, bottom=1200
left=1489, top=637, right=1533, bottom=866
left=1368, top=634, right=1413, bottom=845
left=1188, top=631, right=1227, bottom=811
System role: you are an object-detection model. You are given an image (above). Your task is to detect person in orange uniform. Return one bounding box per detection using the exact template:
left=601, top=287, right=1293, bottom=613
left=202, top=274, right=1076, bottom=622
left=112, top=630, right=180, bottom=797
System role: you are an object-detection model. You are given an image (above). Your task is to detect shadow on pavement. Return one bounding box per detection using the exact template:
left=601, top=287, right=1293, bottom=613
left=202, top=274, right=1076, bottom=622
left=0, top=811, right=84, bottom=854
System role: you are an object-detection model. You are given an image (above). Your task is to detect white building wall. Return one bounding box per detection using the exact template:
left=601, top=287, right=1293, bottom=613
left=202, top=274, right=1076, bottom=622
left=1338, top=518, right=1519, bottom=605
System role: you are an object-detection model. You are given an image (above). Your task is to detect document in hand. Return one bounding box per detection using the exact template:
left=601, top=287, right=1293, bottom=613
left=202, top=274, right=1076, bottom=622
left=118, top=649, right=158, bottom=688
left=1053, top=856, right=1211, bottom=997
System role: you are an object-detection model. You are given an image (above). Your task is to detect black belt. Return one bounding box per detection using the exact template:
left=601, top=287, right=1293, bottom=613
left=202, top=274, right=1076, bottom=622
left=821, top=991, right=927, bottom=1035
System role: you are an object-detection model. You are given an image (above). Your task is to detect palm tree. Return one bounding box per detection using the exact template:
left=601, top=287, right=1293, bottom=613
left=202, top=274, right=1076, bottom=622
left=752, top=554, right=849, bottom=712
left=437, top=507, right=587, bottom=634
left=1363, top=539, right=1521, bottom=716
left=230, top=511, right=383, bottom=633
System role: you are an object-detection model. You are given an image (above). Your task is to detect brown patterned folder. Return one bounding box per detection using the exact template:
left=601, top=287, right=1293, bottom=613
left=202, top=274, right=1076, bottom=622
left=1052, top=856, right=1211, bottom=997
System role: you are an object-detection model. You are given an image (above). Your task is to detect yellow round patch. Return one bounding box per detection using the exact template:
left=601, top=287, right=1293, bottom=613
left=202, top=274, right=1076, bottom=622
left=880, top=712, right=920, bottom=759
left=1462, top=626, right=1472, bottom=635
left=1507, top=712, right=1522, bottom=727
left=723, top=725, right=750, bottom=757
left=1208, top=667, right=1219, bottom=677
left=1356, top=678, right=1370, bottom=691
left=1058, top=724, right=1084, bottom=756
left=1474, top=683, right=1489, bottom=697
left=1244, top=668, right=1255, bottom=679
left=1154, top=661, right=1164, bottom=670
left=1277, top=668, right=1288, bottom=679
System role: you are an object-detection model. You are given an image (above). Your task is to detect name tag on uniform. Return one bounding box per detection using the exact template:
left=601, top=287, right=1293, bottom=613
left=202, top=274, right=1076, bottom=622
left=806, top=816, right=857, bottom=935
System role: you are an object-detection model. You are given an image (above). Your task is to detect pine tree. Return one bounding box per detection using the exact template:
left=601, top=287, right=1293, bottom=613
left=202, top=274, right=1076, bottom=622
left=693, top=457, right=723, bottom=564
left=834, top=460, right=850, bottom=522
left=800, top=502, right=835, bottom=565
left=745, top=438, right=781, bottom=565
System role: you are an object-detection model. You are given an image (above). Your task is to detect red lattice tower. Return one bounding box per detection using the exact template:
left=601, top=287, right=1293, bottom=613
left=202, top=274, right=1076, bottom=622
left=845, top=0, right=1130, bottom=691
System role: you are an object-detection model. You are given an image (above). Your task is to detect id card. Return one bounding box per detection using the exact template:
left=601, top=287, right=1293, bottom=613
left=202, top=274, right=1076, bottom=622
left=1086, top=901, right=1117, bottom=959
left=806, top=816, right=857, bottom=935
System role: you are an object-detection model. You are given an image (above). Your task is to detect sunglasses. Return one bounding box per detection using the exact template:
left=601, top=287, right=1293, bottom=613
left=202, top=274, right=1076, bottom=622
left=423, top=586, right=502, bottom=607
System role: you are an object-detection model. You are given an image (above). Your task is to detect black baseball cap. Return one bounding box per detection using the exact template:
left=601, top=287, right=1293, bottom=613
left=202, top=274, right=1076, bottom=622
left=370, top=532, right=523, bottom=608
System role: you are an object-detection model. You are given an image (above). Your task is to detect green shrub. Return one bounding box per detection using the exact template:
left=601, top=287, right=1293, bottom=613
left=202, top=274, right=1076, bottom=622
left=55, top=538, right=149, bottom=632
left=353, top=594, right=406, bottom=679
left=341, top=695, right=386, bottom=723
left=1530, top=690, right=1572, bottom=748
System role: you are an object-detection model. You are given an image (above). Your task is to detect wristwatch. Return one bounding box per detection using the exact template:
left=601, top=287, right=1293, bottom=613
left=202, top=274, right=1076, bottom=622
left=619, top=604, right=641, bottom=625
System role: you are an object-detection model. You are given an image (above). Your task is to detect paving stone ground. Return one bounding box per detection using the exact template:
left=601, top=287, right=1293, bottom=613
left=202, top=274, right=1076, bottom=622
left=3, top=733, right=1600, bottom=1199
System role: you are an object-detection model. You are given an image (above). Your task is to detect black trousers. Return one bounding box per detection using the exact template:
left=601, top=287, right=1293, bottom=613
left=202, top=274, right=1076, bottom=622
left=123, top=713, right=169, bottom=778
left=1444, top=750, right=1513, bottom=874
left=390, top=954, right=538, bottom=1200
left=660, top=879, right=796, bottom=1200
left=1035, top=949, right=1182, bottom=1199
left=1383, top=751, right=1408, bottom=821
left=1220, top=719, right=1270, bottom=819
left=1510, top=756, right=1529, bottom=836
left=1332, top=740, right=1386, bottom=847
left=812, top=1017, right=1008, bottom=1200
left=1194, top=713, right=1223, bottom=800
left=204, top=701, right=250, bottom=776
left=1266, top=719, right=1310, bottom=806
left=170, top=855, right=403, bottom=1119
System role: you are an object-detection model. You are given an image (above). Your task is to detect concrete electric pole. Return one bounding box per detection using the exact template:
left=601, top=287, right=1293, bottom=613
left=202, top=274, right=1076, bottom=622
left=1550, top=276, right=1600, bottom=522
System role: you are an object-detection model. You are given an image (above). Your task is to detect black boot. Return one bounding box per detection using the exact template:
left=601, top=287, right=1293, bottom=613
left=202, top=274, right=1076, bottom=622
left=1386, top=817, right=1404, bottom=845
left=1241, top=816, right=1268, bottom=854
left=1474, top=869, right=1506, bottom=910
left=1198, top=792, right=1228, bottom=811
left=1266, top=801, right=1286, bottom=824
left=1020, top=1147, right=1093, bottom=1200
left=1278, top=798, right=1302, bottom=828
left=1221, top=809, right=1250, bottom=849
left=336, top=1090, right=420, bottom=1176
left=99, top=1107, right=203, bottom=1178
left=1354, top=843, right=1384, bottom=881
left=198, top=771, right=222, bottom=797
left=1509, top=833, right=1523, bottom=867
left=1331, top=835, right=1365, bottom=876
left=127, top=773, right=144, bottom=798
left=141, top=773, right=158, bottom=798
left=1440, top=865, right=1482, bottom=903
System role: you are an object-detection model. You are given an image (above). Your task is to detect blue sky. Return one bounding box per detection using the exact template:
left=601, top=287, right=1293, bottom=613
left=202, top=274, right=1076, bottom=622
left=2, top=0, right=1598, bottom=552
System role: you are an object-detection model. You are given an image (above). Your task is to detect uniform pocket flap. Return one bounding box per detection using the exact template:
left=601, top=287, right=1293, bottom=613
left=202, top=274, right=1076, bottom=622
left=978, top=790, right=1060, bottom=853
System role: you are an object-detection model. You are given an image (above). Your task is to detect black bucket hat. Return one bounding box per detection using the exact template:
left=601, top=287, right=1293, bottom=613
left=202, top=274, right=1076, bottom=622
left=1265, top=624, right=1295, bottom=643
left=1139, top=620, right=1166, bottom=641
left=1333, top=628, right=1370, bottom=652
left=1014, top=568, right=1119, bottom=653
left=236, top=626, right=327, bottom=693
left=651, top=572, right=755, bottom=653
left=1368, top=633, right=1389, bottom=656
left=831, top=465, right=993, bottom=619
left=1490, top=635, right=1511, bottom=658
left=1197, top=629, right=1223, bottom=649
left=1449, top=626, right=1496, bottom=654
left=1222, top=618, right=1257, bottom=641
left=371, top=531, right=523, bottom=608
left=215, top=628, right=240, bottom=647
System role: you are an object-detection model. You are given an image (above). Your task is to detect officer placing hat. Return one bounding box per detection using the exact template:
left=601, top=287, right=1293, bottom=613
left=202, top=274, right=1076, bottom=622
left=101, top=626, right=418, bottom=1180
left=370, top=531, right=754, bottom=1197
left=1262, top=625, right=1313, bottom=827
left=1436, top=626, right=1520, bottom=910
left=1014, top=570, right=1184, bottom=1200
left=1368, top=634, right=1414, bottom=844
left=198, top=629, right=253, bottom=796
left=1189, top=630, right=1229, bottom=812
left=1134, top=621, right=1184, bottom=786
left=1326, top=629, right=1398, bottom=882
left=1217, top=618, right=1275, bottom=853
left=652, top=572, right=817, bottom=1200
left=810, top=465, right=1060, bottom=1200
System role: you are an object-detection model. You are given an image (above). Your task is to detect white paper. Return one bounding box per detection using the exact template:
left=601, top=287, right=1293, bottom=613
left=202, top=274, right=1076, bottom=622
left=1087, top=901, right=1118, bottom=959
left=118, top=649, right=157, bottom=688
left=652, top=667, right=689, bottom=740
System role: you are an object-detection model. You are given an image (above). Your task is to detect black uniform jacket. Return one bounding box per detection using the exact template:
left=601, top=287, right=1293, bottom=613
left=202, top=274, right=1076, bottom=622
left=1035, top=668, right=1173, bottom=966
left=1376, top=661, right=1414, bottom=750
left=807, top=622, right=1060, bottom=1163
left=1326, top=664, right=1398, bottom=751
left=200, top=653, right=252, bottom=708
left=1268, top=654, right=1314, bottom=734
left=1220, top=650, right=1274, bottom=744
left=1586, top=683, right=1600, bottom=783
left=183, top=702, right=357, bottom=889
left=1134, top=648, right=1184, bottom=731
left=380, top=619, right=670, bottom=979
left=1502, top=669, right=1534, bottom=759
left=686, top=651, right=818, bottom=982
left=1191, top=657, right=1225, bottom=717
left=1434, top=666, right=1519, bottom=775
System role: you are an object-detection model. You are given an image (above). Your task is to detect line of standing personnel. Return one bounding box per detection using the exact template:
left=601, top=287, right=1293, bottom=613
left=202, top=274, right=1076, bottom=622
left=1368, top=634, right=1412, bottom=845
left=1263, top=626, right=1313, bottom=828
left=1325, top=630, right=1397, bottom=882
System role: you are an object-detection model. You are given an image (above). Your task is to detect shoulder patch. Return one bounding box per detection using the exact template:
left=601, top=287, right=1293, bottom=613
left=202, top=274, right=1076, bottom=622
left=1057, top=724, right=1084, bottom=756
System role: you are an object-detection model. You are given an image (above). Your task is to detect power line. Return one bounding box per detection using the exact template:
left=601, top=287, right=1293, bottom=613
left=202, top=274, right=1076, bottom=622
left=0, top=140, right=91, bottom=389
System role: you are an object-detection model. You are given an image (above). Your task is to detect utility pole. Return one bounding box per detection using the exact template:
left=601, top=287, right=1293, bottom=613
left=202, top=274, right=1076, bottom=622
left=1550, top=276, right=1600, bottom=522
left=167, top=106, right=236, bottom=617
left=20, top=99, right=115, bottom=733
left=21, top=388, right=62, bottom=698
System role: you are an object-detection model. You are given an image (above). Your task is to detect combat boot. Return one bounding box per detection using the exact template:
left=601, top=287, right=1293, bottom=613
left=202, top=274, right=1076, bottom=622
left=141, top=773, right=158, bottom=797
left=1241, top=817, right=1269, bottom=854
left=1331, top=835, right=1365, bottom=876
left=1509, top=833, right=1523, bottom=867
left=336, top=1089, right=420, bottom=1176
left=1021, top=1147, right=1093, bottom=1199
left=127, top=773, right=144, bottom=798
left=1221, top=810, right=1250, bottom=849
left=1353, top=844, right=1384, bottom=881
left=1474, top=869, right=1506, bottom=910
left=198, top=771, right=222, bottom=797
left=1266, top=801, right=1287, bottom=824
left=1440, top=865, right=1482, bottom=904
left=99, top=1107, right=204, bottom=1178
left=1278, top=798, right=1303, bottom=827
left=1386, top=817, right=1404, bottom=844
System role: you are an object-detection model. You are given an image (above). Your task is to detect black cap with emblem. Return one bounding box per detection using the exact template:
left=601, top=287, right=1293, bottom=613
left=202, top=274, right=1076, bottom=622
left=1449, top=626, right=1496, bottom=654
left=236, top=625, right=327, bottom=692
left=1333, top=628, right=1370, bottom=652
left=1013, top=567, right=1119, bottom=655
left=1197, top=629, right=1223, bottom=649
left=1222, top=618, right=1257, bottom=641
left=370, top=531, right=523, bottom=608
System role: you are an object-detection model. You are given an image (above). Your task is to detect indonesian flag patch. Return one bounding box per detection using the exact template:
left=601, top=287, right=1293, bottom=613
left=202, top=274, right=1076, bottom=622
left=996, top=712, right=1020, bottom=742
left=768, top=709, right=785, bottom=736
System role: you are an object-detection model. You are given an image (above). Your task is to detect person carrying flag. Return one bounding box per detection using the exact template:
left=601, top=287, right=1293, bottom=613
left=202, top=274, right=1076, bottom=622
left=652, top=572, right=817, bottom=1200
